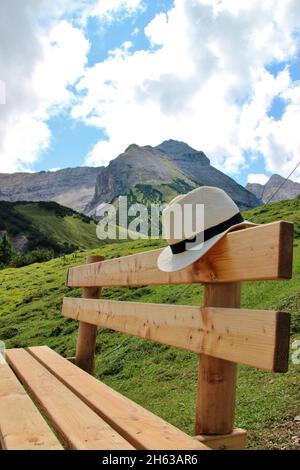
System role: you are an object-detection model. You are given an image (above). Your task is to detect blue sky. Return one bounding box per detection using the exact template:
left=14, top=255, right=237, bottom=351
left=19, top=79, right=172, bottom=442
left=1, top=0, right=300, bottom=187
left=35, top=1, right=174, bottom=173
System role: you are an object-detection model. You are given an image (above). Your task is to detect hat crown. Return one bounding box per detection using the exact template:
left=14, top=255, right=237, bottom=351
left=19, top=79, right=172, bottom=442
left=162, top=186, right=239, bottom=245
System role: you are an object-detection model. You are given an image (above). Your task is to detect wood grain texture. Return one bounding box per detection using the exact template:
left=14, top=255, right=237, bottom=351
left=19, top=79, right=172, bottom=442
left=196, top=428, right=247, bottom=450
left=0, top=363, right=63, bottom=450
left=28, top=346, right=209, bottom=451
left=278, top=221, right=294, bottom=279
left=5, top=349, right=134, bottom=450
left=75, top=255, right=104, bottom=374
left=66, top=222, right=294, bottom=287
left=62, top=297, right=290, bottom=371
left=195, top=283, right=241, bottom=435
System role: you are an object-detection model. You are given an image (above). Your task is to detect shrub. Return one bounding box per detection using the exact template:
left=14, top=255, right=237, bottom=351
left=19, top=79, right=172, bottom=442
left=0, top=234, right=14, bottom=265
left=10, top=249, right=54, bottom=268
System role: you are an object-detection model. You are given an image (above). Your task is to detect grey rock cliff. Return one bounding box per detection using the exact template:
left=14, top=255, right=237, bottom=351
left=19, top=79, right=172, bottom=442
left=0, top=140, right=262, bottom=217
left=247, top=174, right=300, bottom=203
left=86, top=139, right=260, bottom=216
left=0, top=167, right=102, bottom=213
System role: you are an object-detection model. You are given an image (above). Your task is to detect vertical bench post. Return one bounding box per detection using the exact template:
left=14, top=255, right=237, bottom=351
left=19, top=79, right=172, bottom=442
left=195, top=282, right=241, bottom=435
left=75, top=255, right=104, bottom=375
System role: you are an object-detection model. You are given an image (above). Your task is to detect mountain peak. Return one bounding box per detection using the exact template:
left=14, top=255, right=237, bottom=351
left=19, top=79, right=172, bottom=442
left=0, top=139, right=261, bottom=218
left=156, top=139, right=198, bottom=154
left=247, top=173, right=300, bottom=203
left=155, top=140, right=210, bottom=166
left=268, top=174, right=285, bottom=184
left=85, top=139, right=260, bottom=216
left=124, top=143, right=141, bottom=153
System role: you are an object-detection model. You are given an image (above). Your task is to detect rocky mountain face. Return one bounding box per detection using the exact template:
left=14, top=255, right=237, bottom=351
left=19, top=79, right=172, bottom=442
left=0, top=167, right=102, bottom=213
left=247, top=174, right=300, bottom=203
left=0, top=140, right=261, bottom=217
left=86, top=140, right=261, bottom=217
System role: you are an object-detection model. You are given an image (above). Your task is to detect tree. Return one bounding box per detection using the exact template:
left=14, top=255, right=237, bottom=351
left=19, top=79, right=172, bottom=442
left=0, top=234, right=13, bottom=265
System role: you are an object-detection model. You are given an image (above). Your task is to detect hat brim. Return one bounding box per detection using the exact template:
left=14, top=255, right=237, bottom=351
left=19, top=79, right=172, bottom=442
left=157, top=221, right=257, bottom=273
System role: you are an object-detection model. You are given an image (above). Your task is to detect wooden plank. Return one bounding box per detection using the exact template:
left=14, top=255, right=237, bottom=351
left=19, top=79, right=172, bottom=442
left=195, top=283, right=240, bottom=435
left=29, top=346, right=209, bottom=451
left=75, top=255, right=104, bottom=374
left=278, top=220, right=294, bottom=278
left=196, top=428, right=247, bottom=450
left=0, top=363, right=63, bottom=450
left=66, top=222, right=293, bottom=287
left=62, top=297, right=290, bottom=371
left=5, top=349, right=134, bottom=450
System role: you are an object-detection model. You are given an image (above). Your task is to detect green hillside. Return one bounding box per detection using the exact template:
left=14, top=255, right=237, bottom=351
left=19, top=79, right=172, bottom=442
left=0, top=198, right=299, bottom=449
left=122, top=178, right=197, bottom=206
left=0, top=201, right=103, bottom=261
left=112, top=178, right=197, bottom=236
left=245, top=196, right=300, bottom=237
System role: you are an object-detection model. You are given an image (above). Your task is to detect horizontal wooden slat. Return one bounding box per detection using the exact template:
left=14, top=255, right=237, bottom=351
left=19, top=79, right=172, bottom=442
left=0, top=363, right=63, bottom=450
left=62, top=298, right=290, bottom=372
left=66, top=221, right=293, bottom=287
left=5, top=349, right=134, bottom=450
left=28, top=346, right=209, bottom=450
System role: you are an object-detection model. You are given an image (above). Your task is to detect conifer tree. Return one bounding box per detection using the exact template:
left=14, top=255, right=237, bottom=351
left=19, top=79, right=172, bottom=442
left=0, top=234, right=13, bottom=265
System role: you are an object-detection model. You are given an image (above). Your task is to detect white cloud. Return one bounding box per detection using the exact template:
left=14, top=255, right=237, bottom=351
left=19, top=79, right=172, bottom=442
left=41, top=0, right=143, bottom=27
left=255, top=82, right=300, bottom=180
left=0, top=80, right=5, bottom=105
left=0, top=1, right=90, bottom=172
left=0, top=116, right=51, bottom=173
left=0, top=0, right=142, bottom=173
left=49, top=167, right=61, bottom=172
left=238, top=69, right=300, bottom=180
left=71, top=0, right=300, bottom=177
left=1, top=0, right=300, bottom=178
left=33, top=21, right=90, bottom=116
left=247, top=173, right=270, bottom=185
left=91, top=0, right=143, bottom=20
left=76, top=0, right=144, bottom=26
left=131, top=27, right=139, bottom=36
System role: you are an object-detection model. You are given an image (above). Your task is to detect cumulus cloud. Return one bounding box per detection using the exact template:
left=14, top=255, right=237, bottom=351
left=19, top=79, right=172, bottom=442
left=1, top=0, right=300, bottom=178
left=247, top=173, right=270, bottom=185
left=255, top=82, right=300, bottom=179
left=0, top=0, right=142, bottom=172
left=89, top=0, right=143, bottom=22
left=0, top=80, right=5, bottom=105
left=0, top=1, right=45, bottom=169
left=73, top=0, right=300, bottom=178
left=0, top=0, right=91, bottom=172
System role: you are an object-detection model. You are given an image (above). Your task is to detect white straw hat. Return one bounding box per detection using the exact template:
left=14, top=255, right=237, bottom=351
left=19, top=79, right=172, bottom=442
left=157, top=186, right=256, bottom=272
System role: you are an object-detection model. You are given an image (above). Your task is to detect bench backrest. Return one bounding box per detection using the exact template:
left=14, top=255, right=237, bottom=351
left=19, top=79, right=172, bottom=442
left=64, top=221, right=294, bottom=436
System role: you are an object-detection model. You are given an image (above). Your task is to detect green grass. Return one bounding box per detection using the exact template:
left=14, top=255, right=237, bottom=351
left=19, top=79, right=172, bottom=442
left=0, top=199, right=299, bottom=449
left=245, top=196, right=300, bottom=237
left=114, top=178, right=196, bottom=211
left=16, top=204, right=100, bottom=250
left=0, top=200, right=102, bottom=255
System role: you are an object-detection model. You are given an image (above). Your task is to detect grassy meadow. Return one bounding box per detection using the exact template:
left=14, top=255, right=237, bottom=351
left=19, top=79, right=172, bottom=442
left=0, top=201, right=102, bottom=255
left=0, top=198, right=299, bottom=449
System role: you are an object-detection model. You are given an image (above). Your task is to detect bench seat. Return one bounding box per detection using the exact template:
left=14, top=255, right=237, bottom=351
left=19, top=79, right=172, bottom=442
left=0, top=222, right=293, bottom=450
left=0, top=361, right=63, bottom=450
left=1, top=346, right=209, bottom=451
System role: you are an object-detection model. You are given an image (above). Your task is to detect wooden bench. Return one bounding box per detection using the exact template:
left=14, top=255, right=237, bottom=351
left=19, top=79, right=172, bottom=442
left=0, top=221, right=293, bottom=450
